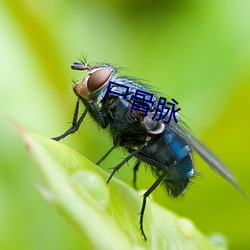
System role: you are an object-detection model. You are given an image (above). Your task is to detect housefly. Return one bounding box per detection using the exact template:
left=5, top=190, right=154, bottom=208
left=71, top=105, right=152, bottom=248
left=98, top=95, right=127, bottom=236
left=52, top=60, right=246, bottom=240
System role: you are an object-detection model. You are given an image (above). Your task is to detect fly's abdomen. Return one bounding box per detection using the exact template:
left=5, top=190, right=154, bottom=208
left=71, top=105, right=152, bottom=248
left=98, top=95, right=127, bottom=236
left=163, top=128, right=194, bottom=197
left=137, top=127, right=194, bottom=197
left=164, top=154, right=193, bottom=197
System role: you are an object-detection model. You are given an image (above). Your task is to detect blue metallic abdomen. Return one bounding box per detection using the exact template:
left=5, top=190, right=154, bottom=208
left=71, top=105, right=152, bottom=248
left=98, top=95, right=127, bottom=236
left=137, top=127, right=194, bottom=197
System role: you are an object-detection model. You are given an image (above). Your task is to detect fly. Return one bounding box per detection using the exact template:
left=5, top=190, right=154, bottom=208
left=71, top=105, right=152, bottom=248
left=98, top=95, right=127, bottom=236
left=52, top=60, right=247, bottom=240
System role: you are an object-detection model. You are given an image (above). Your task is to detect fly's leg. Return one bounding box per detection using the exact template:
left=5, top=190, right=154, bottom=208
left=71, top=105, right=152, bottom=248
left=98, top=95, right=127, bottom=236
left=96, top=145, right=116, bottom=165
left=140, top=172, right=167, bottom=240
left=133, top=160, right=141, bottom=189
left=52, top=99, right=108, bottom=141
left=52, top=99, right=88, bottom=141
left=107, top=143, right=146, bottom=184
left=88, top=100, right=107, bottom=129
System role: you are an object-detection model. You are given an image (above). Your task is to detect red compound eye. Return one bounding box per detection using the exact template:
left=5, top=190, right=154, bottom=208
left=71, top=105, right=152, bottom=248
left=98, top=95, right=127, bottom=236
left=87, top=68, right=111, bottom=92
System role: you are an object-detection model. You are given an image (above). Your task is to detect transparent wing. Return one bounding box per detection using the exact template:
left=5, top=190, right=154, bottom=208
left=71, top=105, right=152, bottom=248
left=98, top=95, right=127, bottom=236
left=166, top=120, right=247, bottom=198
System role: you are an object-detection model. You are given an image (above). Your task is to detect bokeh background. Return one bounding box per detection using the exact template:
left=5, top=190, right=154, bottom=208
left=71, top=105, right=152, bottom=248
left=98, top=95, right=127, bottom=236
left=1, top=0, right=250, bottom=249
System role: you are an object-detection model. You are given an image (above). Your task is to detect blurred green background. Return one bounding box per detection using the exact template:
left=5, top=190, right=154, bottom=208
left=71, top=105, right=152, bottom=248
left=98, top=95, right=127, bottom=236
left=1, top=0, right=250, bottom=249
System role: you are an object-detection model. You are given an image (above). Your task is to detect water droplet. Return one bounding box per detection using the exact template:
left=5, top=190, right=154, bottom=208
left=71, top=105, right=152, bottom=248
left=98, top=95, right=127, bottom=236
left=177, top=217, right=196, bottom=238
left=71, top=170, right=110, bottom=209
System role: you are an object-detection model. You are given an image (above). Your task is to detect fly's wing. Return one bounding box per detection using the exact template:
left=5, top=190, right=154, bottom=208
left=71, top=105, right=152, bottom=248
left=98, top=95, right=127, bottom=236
left=166, top=120, right=247, bottom=198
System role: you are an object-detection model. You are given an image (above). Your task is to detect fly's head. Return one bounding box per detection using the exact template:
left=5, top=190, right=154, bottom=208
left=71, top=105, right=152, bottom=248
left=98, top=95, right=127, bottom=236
left=72, top=61, right=115, bottom=101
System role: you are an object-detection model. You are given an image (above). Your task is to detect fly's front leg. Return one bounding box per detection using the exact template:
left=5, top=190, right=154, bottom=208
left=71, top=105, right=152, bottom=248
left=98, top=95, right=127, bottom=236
left=52, top=99, right=88, bottom=141
left=88, top=100, right=107, bottom=129
left=52, top=99, right=108, bottom=141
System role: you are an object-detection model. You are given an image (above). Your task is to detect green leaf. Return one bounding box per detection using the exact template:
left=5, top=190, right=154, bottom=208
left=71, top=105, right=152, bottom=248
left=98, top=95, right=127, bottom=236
left=19, top=127, right=227, bottom=250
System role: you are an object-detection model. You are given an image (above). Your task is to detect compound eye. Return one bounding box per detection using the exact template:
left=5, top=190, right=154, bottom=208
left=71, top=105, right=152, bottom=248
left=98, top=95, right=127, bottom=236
left=87, top=68, right=111, bottom=92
